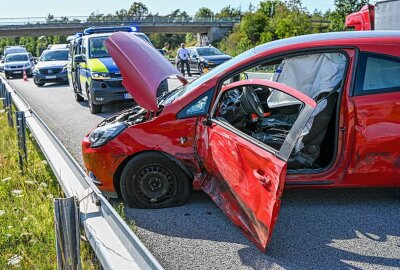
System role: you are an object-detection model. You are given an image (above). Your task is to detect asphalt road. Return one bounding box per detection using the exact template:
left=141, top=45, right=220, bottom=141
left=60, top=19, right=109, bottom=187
left=7, top=76, right=400, bottom=270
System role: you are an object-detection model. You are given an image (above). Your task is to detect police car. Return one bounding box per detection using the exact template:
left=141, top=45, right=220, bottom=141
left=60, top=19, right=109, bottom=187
left=68, top=26, right=152, bottom=114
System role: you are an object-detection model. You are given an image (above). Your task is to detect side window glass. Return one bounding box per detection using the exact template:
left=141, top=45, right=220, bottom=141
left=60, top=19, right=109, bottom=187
left=355, top=53, right=400, bottom=95
left=81, top=40, right=86, bottom=56
left=187, top=96, right=208, bottom=114
left=177, top=90, right=213, bottom=118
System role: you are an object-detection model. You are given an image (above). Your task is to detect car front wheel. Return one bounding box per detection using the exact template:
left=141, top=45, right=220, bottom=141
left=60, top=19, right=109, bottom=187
left=198, top=63, right=205, bottom=74
left=87, top=89, right=102, bottom=114
left=120, top=152, right=191, bottom=208
left=33, top=77, right=45, bottom=87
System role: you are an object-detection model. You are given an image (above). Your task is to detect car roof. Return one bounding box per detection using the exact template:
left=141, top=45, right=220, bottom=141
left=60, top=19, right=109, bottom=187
left=188, top=46, right=216, bottom=49
left=43, top=48, right=69, bottom=52
left=254, top=31, right=400, bottom=54
left=83, top=33, right=112, bottom=39
left=48, top=44, right=69, bottom=49
left=84, top=32, right=147, bottom=39
left=5, top=46, right=25, bottom=49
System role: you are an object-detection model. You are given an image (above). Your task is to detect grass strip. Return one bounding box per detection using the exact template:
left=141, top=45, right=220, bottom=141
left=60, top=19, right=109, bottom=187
left=0, top=104, right=99, bottom=269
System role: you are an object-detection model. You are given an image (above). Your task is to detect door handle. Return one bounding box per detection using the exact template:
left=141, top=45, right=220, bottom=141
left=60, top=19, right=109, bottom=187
left=255, top=169, right=272, bottom=191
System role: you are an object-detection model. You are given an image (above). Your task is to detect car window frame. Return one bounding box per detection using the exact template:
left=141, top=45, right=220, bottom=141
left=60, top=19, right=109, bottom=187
left=176, top=89, right=215, bottom=119
left=207, top=47, right=352, bottom=161
left=354, top=51, right=400, bottom=96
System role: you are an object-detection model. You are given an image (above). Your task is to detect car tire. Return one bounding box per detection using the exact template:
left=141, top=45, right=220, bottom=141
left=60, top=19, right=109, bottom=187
left=33, top=77, right=45, bottom=87
left=74, top=92, right=84, bottom=102
left=87, top=90, right=102, bottom=114
left=120, top=152, right=191, bottom=208
left=198, top=63, right=205, bottom=74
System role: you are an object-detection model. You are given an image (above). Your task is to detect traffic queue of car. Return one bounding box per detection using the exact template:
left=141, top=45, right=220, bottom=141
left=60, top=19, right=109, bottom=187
left=1, top=26, right=233, bottom=115
left=0, top=44, right=69, bottom=84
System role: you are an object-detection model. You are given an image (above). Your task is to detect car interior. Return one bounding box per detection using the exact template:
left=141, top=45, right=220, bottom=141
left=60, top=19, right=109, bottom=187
left=218, top=52, right=347, bottom=171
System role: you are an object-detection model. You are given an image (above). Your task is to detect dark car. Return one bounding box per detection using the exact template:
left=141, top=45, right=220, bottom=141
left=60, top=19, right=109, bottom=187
left=32, top=48, right=69, bottom=86
left=187, top=46, right=232, bottom=74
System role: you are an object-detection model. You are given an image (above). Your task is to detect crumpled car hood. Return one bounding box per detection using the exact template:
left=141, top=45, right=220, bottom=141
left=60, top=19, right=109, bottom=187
left=105, top=32, right=184, bottom=111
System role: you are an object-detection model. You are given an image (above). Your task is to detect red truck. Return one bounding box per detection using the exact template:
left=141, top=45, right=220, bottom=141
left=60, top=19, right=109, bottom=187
left=346, top=0, right=400, bottom=30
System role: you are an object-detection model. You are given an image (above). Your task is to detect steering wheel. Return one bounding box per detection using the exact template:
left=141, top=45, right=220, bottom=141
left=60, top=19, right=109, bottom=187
left=241, top=86, right=264, bottom=118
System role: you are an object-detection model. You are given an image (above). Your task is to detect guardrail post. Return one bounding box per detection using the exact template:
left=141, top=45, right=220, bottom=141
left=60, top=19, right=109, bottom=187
left=0, top=82, right=5, bottom=102
left=5, top=91, right=13, bottom=127
left=54, top=197, right=81, bottom=270
left=16, top=111, right=27, bottom=173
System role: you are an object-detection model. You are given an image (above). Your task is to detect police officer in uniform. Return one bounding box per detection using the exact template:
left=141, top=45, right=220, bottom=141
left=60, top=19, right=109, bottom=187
left=176, top=43, right=191, bottom=76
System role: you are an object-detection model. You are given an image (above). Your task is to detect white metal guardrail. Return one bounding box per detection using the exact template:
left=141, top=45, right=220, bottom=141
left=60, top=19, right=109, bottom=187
left=1, top=76, right=164, bottom=270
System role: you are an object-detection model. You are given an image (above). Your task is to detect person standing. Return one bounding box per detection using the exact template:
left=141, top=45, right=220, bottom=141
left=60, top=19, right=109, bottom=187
left=176, top=43, right=191, bottom=76
left=162, top=42, right=172, bottom=58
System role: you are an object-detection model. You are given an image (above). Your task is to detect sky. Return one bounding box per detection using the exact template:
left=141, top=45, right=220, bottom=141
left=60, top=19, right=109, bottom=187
left=0, top=0, right=335, bottom=18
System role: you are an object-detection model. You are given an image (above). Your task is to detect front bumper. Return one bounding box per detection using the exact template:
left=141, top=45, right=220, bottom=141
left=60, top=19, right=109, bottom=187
left=33, top=72, right=68, bottom=83
left=90, top=79, right=132, bottom=105
left=4, top=68, right=31, bottom=77
left=82, top=136, right=126, bottom=194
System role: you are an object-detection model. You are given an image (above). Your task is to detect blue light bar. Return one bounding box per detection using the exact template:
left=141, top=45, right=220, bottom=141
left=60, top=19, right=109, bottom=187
left=83, top=26, right=137, bottom=35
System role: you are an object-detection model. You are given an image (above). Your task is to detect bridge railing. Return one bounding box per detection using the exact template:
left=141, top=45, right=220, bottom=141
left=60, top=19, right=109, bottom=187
left=0, top=15, right=241, bottom=26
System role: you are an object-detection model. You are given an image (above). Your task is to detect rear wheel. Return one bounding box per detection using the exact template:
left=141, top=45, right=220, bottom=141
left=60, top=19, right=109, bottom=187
left=87, top=89, right=102, bottom=114
left=120, top=152, right=191, bottom=208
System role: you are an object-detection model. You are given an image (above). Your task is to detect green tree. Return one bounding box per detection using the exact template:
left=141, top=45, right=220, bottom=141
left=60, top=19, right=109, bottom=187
left=271, top=0, right=312, bottom=39
left=195, top=7, right=214, bottom=19
left=215, top=6, right=242, bottom=19
left=218, top=0, right=318, bottom=56
left=128, top=2, right=149, bottom=18
left=115, top=9, right=128, bottom=20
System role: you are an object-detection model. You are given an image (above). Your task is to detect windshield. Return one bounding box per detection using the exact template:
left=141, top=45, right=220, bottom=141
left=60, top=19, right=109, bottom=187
left=197, top=47, right=224, bottom=56
left=89, top=36, right=110, bottom=59
left=40, top=50, right=69, bottom=61
left=6, top=54, right=28, bottom=62
left=5, top=48, right=26, bottom=55
left=164, top=49, right=255, bottom=105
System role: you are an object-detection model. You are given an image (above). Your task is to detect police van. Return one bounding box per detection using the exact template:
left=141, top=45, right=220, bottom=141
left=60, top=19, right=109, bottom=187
left=68, top=26, right=152, bottom=114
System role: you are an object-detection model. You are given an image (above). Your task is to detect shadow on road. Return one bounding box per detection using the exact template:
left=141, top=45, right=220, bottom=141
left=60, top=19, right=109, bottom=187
left=123, top=188, right=400, bottom=269
left=74, top=99, right=134, bottom=117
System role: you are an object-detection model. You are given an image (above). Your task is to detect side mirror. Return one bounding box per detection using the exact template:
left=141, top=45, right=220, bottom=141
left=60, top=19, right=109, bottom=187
left=74, top=55, right=85, bottom=63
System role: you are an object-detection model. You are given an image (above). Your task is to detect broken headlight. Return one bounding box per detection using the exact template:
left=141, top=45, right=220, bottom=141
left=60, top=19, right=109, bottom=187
left=89, top=122, right=126, bottom=148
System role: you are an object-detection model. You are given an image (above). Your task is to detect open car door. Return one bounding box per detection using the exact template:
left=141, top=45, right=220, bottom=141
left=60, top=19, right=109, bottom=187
left=195, top=79, right=316, bottom=252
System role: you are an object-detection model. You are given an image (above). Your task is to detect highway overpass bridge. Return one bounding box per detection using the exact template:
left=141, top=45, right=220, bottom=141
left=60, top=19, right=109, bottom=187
left=0, top=16, right=240, bottom=43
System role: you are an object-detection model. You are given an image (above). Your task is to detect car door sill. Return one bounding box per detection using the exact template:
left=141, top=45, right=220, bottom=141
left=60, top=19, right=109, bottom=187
left=285, top=180, right=334, bottom=186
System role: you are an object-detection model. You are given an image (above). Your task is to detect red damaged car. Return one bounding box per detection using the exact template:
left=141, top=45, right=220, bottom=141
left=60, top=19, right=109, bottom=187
left=82, top=31, right=400, bottom=251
